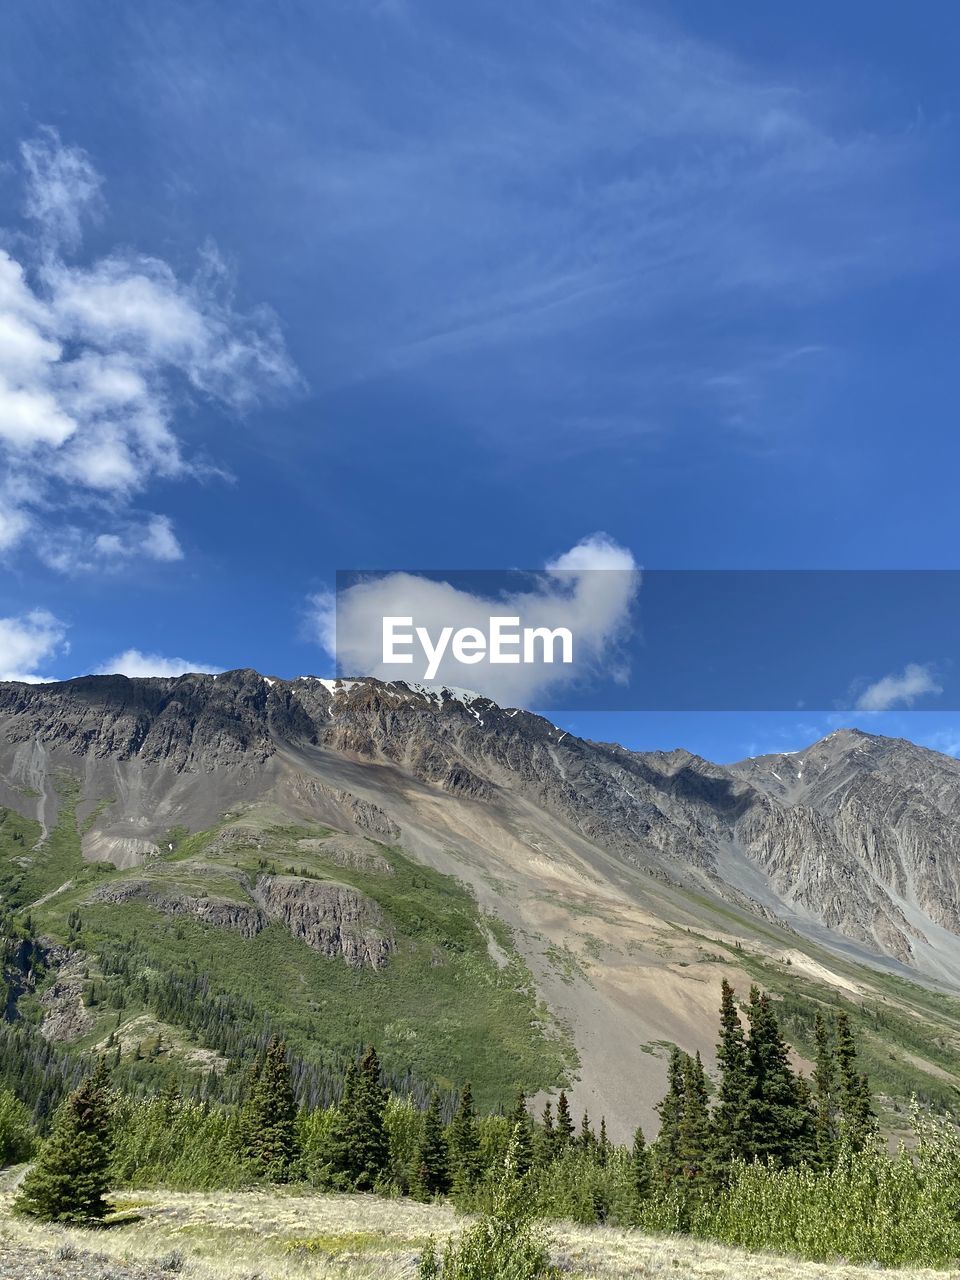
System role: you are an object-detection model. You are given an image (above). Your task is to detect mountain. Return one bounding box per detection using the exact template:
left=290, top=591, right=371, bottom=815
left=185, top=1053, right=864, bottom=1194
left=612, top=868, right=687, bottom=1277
left=3, top=670, right=960, bottom=1139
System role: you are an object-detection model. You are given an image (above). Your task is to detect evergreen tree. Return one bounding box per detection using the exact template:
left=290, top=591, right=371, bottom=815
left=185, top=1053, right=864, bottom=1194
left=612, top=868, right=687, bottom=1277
left=743, top=987, right=815, bottom=1168
left=653, top=1048, right=686, bottom=1183
left=538, top=1099, right=556, bottom=1164
left=447, top=1082, right=481, bottom=1191
left=507, top=1090, right=534, bottom=1178
left=325, top=1047, right=389, bottom=1190
left=834, top=1011, right=876, bottom=1151
left=812, top=1012, right=838, bottom=1166
left=414, top=1092, right=451, bottom=1199
left=238, top=1035, right=298, bottom=1182
left=15, top=1060, right=114, bottom=1225
left=555, top=1090, right=574, bottom=1151
left=710, top=979, right=750, bottom=1177
left=598, top=1115, right=610, bottom=1167
left=578, top=1109, right=595, bottom=1153
left=631, top=1125, right=651, bottom=1209
left=678, top=1052, right=711, bottom=1183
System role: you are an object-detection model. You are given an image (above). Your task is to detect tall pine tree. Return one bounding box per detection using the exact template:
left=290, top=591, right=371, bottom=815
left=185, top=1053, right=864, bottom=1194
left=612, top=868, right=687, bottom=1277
left=710, top=979, right=750, bottom=1178
left=812, top=1012, right=838, bottom=1166
left=238, top=1035, right=298, bottom=1182
left=15, top=1060, right=114, bottom=1225
left=447, top=1082, right=481, bottom=1191
left=653, top=1048, right=686, bottom=1183
left=834, top=1011, right=876, bottom=1151
left=507, top=1090, right=534, bottom=1178
left=326, top=1046, right=389, bottom=1190
left=743, top=987, right=815, bottom=1168
left=678, top=1052, right=711, bottom=1183
left=555, top=1090, right=574, bottom=1151
left=414, top=1092, right=451, bottom=1199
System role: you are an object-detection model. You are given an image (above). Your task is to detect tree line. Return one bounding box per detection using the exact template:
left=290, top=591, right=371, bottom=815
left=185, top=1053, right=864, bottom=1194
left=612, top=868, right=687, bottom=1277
left=10, top=980, right=876, bottom=1224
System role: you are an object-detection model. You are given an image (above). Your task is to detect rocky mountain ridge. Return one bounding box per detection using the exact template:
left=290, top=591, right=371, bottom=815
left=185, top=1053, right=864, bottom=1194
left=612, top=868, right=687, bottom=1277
left=2, top=671, right=960, bottom=981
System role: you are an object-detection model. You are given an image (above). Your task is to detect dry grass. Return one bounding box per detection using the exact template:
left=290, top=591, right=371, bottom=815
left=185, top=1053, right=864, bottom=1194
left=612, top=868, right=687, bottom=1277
left=0, top=1179, right=954, bottom=1280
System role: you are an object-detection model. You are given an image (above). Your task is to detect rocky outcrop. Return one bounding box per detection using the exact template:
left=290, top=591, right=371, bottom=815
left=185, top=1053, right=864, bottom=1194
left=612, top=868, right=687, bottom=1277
left=89, top=870, right=393, bottom=969
left=256, top=874, right=393, bottom=968
left=38, top=949, right=95, bottom=1042
left=91, top=880, right=266, bottom=938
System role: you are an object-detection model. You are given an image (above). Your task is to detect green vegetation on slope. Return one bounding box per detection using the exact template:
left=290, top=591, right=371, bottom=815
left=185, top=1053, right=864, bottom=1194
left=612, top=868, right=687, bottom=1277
left=16, top=806, right=575, bottom=1111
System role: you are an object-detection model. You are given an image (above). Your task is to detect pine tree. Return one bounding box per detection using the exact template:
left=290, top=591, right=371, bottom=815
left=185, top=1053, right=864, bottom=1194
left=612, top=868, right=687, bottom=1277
left=325, top=1047, right=389, bottom=1190
left=507, top=1090, right=534, bottom=1178
left=598, top=1115, right=610, bottom=1167
left=710, top=979, right=750, bottom=1177
left=653, top=1048, right=686, bottom=1183
left=238, top=1035, right=298, bottom=1181
left=812, top=1012, right=838, bottom=1166
left=678, top=1052, right=711, bottom=1182
left=555, top=1090, right=574, bottom=1151
left=578, top=1109, right=595, bottom=1153
left=743, top=987, right=815, bottom=1168
left=538, top=1099, right=556, bottom=1165
left=447, top=1082, right=481, bottom=1191
left=15, top=1060, right=114, bottom=1225
left=834, top=1011, right=876, bottom=1151
left=631, top=1125, right=651, bottom=1209
left=414, top=1092, right=451, bottom=1199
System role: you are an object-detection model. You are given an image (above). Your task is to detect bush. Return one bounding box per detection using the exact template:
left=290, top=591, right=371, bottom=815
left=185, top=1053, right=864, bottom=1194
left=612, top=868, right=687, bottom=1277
left=419, top=1138, right=557, bottom=1280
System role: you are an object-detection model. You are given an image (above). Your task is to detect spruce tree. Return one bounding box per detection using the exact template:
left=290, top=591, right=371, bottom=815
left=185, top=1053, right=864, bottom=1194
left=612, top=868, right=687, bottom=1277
left=15, top=1060, right=114, bottom=1225
left=812, top=1012, right=838, bottom=1166
left=631, top=1124, right=651, bottom=1208
left=326, top=1046, right=389, bottom=1190
left=507, top=1090, right=534, bottom=1178
left=238, top=1036, right=298, bottom=1182
left=598, top=1115, right=609, bottom=1167
left=414, top=1092, right=451, bottom=1199
left=538, top=1099, right=556, bottom=1165
left=710, top=979, right=750, bottom=1177
left=555, top=1090, right=574, bottom=1151
left=653, top=1048, right=686, bottom=1183
left=678, top=1052, right=711, bottom=1183
left=743, top=987, right=815, bottom=1168
left=578, top=1109, right=595, bottom=1153
left=834, top=1011, right=876, bottom=1150
left=447, top=1082, right=481, bottom=1191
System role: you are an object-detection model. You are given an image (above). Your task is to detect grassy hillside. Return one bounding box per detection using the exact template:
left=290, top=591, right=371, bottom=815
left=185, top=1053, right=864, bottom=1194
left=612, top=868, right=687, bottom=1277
left=0, top=1180, right=948, bottom=1280
left=6, top=778, right=960, bottom=1120
left=2, top=796, right=577, bottom=1111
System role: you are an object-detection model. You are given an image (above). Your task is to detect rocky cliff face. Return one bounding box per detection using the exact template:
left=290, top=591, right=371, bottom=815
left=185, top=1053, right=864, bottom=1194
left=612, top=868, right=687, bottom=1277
left=4, top=671, right=960, bottom=985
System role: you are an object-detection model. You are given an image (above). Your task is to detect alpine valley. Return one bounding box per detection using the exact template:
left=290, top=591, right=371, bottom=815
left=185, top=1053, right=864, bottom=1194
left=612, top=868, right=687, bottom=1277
left=3, top=670, right=960, bottom=1140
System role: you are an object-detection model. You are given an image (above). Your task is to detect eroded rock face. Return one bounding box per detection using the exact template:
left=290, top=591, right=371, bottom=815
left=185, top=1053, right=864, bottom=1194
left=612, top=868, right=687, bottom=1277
left=91, top=881, right=266, bottom=938
left=89, top=871, right=393, bottom=969
left=38, top=949, right=95, bottom=1042
left=256, top=874, right=393, bottom=969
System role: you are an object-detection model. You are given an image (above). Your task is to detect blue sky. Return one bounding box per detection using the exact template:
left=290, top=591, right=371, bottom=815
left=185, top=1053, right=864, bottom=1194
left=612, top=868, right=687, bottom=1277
left=1, top=1, right=960, bottom=762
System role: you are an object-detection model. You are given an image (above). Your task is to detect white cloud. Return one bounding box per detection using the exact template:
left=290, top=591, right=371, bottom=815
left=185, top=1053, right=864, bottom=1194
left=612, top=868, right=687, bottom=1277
left=0, top=609, right=68, bottom=682
left=855, top=663, right=942, bottom=713
left=0, top=129, right=300, bottom=570
left=308, top=532, right=640, bottom=706
left=21, top=126, right=104, bottom=251
left=94, top=648, right=222, bottom=678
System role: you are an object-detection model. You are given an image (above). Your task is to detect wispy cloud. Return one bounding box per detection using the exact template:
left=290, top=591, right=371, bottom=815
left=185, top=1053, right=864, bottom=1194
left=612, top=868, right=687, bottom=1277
left=255, top=2, right=936, bottom=412
left=855, top=663, right=942, bottom=713
left=0, top=129, right=301, bottom=573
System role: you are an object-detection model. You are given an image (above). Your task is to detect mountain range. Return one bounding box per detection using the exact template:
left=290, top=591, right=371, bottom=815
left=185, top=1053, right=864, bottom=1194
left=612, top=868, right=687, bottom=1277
left=3, top=670, right=960, bottom=1139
